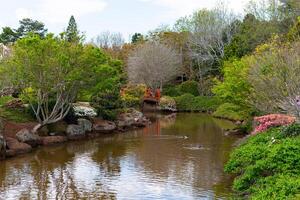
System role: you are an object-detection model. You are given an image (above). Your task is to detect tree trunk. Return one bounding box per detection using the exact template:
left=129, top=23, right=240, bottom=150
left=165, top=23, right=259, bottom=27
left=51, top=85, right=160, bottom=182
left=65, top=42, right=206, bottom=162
left=32, top=123, right=43, bottom=134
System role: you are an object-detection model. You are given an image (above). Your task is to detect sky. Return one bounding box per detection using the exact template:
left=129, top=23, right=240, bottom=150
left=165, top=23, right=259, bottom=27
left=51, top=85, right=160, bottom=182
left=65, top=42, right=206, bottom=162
left=0, top=0, right=250, bottom=41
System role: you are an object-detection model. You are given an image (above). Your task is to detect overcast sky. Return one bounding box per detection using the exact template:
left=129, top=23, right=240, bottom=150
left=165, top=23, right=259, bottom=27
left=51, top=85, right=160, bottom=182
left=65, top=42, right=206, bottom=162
left=0, top=0, right=250, bottom=41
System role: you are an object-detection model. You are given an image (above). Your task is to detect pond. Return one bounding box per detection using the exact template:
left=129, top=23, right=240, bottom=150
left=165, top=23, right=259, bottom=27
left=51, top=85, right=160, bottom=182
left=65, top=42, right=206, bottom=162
left=0, top=113, right=239, bottom=200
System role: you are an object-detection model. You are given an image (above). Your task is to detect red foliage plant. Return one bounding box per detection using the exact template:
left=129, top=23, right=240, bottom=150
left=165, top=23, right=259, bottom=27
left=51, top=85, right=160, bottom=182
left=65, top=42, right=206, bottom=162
left=252, top=114, right=296, bottom=135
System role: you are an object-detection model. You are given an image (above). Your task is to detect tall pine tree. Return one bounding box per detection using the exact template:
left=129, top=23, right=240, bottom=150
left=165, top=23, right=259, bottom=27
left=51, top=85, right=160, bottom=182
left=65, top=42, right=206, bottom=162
left=65, top=16, right=80, bottom=43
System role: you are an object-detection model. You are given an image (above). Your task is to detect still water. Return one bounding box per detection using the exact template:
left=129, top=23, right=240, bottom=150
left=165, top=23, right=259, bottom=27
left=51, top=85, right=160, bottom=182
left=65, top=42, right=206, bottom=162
left=0, top=113, right=239, bottom=200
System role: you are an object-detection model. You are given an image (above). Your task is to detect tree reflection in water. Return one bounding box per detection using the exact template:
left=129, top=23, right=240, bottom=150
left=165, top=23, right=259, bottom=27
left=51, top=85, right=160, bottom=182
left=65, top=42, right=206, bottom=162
left=0, top=113, right=239, bottom=199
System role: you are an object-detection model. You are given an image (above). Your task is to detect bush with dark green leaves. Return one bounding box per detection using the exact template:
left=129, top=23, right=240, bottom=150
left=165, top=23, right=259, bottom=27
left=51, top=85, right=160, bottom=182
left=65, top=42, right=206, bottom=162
left=91, top=89, right=123, bottom=120
left=282, top=123, right=300, bottom=137
left=177, top=80, right=199, bottom=96
left=225, top=127, right=300, bottom=199
left=163, top=81, right=199, bottom=97
left=174, top=93, right=220, bottom=112
left=162, top=86, right=182, bottom=97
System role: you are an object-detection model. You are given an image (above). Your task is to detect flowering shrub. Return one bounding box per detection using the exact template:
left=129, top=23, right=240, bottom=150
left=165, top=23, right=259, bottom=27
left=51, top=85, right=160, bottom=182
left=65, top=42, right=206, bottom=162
left=159, top=96, right=177, bottom=112
left=252, top=114, right=296, bottom=135
left=73, top=103, right=97, bottom=118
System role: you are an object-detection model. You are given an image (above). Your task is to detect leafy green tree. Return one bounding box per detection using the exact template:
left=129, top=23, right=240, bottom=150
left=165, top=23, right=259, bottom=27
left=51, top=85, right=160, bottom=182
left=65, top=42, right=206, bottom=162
left=131, top=33, right=144, bottom=44
left=65, top=15, right=81, bottom=43
left=224, top=14, right=282, bottom=59
left=78, top=44, right=124, bottom=100
left=5, top=34, right=87, bottom=132
left=212, top=58, right=251, bottom=107
left=0, top=27, right=18, bottom=44
left=16, top=18, right=47, bottom=38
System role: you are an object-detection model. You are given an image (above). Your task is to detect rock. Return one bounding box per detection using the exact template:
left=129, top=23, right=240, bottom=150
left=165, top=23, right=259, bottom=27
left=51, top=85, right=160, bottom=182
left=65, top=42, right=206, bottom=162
left=72, top=102, right=97, bottom=118
left=4, top=99, right=24, bottom=109
left=16, top=129, right=41, bottom=147
left=0, top=118, right=6, bottom=160
left=224, top=128, right=244, bottom=136
left=66, top=124, right=86, bottom=140
left=78, top=118, right=92, bottom=132
left=5, top=137, right=32, bottom=157
left=0, top=87, right=14, bottom=97
left=93, top=119, right=116, bottom=133
left=116, top=109, right=149, bottom=129
left=42, top=136, right=67, bottom=146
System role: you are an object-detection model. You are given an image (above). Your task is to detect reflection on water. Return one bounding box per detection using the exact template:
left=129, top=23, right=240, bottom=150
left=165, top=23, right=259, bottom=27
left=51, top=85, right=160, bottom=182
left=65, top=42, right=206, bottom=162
left=0, top=113, right=238, bottom=200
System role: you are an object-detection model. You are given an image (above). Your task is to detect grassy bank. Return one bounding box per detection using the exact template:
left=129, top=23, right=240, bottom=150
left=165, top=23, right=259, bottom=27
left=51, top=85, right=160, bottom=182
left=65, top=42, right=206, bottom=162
left=0, top=96, right=34, bottom=123
left=225, top=125, right=300, bottom=199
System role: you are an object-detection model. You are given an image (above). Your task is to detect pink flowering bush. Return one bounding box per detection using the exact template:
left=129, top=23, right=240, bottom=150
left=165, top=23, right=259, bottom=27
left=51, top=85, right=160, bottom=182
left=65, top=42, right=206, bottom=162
left=252, top=114, right=296, bottom=135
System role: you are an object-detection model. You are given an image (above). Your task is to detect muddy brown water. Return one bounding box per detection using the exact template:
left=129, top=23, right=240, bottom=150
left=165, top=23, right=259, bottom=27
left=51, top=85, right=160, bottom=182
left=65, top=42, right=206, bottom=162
left=0, top=113, right=239, bottom=200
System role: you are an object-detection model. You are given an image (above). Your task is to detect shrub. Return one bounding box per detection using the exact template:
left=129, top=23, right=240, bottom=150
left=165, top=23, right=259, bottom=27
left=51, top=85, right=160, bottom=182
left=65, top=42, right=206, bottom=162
left=174, top=93, right=220, bottom=112
left=282, top=123, right=300, bottom=137
left=159, top=96, right=176, bottom=111
left=213, top=103, right=249, bottom=121
left=252, top=114, right=296, bottom=135
left=174, top=93, right=196, bottom=111
left=121, top=84, right=146, bottom=108
left=177, top=80, right=199, bottom=96
left=225, top=127, right=300, bottom=199
left=91, top=89, right=123, bottom=120
left=251, top=175, right=300, bottom=200
left=163, top=81, right=199, bottom=97
left=0, top=96, right=13, bottom=106
left=194, top=96, right=220, bottom=112
left=162, top=86, right=182, bottom=97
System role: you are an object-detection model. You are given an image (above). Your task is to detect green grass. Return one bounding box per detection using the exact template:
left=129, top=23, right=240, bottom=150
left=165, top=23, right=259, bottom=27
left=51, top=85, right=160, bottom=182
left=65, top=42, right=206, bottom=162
left=225, top=126, right=300, bottom=199
left=0, top=96, right=34, bottom=123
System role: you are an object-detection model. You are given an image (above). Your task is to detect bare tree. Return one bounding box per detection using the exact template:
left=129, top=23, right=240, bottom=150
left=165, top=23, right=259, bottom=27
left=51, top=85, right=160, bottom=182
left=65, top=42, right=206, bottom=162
left=127, top=41, right=181, bottom=89
left=187, top=5, right=238, bottom=78
left=245, top=0, right=283, bottom=21
left=92, top=31, right=125, bottom=50
left=0, top=43, right=11, bottom=60
left=248, top=41, right=300, bottom=120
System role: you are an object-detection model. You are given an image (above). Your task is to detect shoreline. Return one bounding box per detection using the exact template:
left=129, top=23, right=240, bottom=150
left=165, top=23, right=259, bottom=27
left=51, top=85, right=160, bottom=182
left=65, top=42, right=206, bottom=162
left=0, top=109, right=151, bottom=160
left=0, top=110, right=246, bottom=161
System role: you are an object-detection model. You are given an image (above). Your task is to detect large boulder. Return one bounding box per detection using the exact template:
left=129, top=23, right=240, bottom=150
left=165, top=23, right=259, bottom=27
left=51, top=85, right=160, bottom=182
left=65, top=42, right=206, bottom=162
left=5, top=137, right=32, bottom=157
left=0, top=118, right=6, bottom=159
left=78, top=118, right=92, bottom=132
left=16, top=129, right=41, bottom=147
left=66, top=124, right=86, bottom=140
left=42, top=136, right=67, bottom=146
left=93, top=119, right=116, bottom=133
left=116, top=109, right=150, bottom=129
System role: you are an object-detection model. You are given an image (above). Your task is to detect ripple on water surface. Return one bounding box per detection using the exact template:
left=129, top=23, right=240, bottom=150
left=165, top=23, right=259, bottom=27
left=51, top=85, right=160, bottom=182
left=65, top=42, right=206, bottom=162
left=0, top=113, right=238, bottom=200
